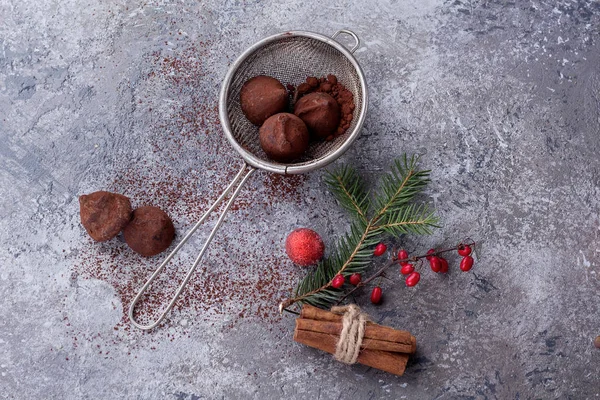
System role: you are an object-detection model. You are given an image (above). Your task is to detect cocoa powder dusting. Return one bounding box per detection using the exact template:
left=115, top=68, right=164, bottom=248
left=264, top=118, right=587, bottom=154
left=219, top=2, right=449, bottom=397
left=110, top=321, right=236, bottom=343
left=71, top=41, right=307, bottom=346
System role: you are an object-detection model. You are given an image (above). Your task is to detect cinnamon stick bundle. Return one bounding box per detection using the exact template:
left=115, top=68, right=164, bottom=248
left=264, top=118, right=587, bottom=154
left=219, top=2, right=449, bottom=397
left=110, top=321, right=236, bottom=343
left=293, top=304, right=416, bottom=376
left=300, top=305, right=416, bottom=351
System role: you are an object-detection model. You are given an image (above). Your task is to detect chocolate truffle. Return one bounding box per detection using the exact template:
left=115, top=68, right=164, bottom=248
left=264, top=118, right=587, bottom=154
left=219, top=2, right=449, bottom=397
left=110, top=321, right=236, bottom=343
left=79, top=191, right=132, bottom=242
left=123, top=206, right=175, bottom=257
left=240, top=75, right=288, bottom=126
left=259, top=113, right=309, bottom=162
left=294, top=92, right=341, bottom=139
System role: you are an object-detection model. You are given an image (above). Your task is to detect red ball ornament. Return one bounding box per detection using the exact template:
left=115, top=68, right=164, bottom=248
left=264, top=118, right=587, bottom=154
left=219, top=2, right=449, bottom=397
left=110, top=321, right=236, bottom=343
left=370, top=286, right=383, bottom=304
left=285, top=228, right=325, bottom=266
left=331, top=274, right=345, bottom=288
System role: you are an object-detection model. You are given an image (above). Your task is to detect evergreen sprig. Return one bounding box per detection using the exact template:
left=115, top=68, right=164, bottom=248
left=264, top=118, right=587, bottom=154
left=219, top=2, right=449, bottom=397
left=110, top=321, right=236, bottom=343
left=323, top=165, right=370, bottom=223
left=279, top=155, right=439, bottom=312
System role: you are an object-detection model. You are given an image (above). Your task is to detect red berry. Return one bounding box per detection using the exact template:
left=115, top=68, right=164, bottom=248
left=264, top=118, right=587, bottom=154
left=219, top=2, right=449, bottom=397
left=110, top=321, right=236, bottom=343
left=458, top=244, right=472, bottom=257
left=398, top=249, right=409, bottom=261
left=405, top=271, right=420, bottom=287
left=373, top=243, right=387, bottom=256
left=349, top=273, right=361, bottom=286
left=426, top=248, right=436, bottom=261
left=331, top=274, right=345, bottom=288
left=285, top=228, right=325, bottom=266
left=429, top=256, right=442, bottom=273
left=439, top=257, right=449, bottom=273
left=400, top=264, right=415, bottom=275
left=370, top=286, right=382, bottom=304
left=460, top=256, right=474, bottom=272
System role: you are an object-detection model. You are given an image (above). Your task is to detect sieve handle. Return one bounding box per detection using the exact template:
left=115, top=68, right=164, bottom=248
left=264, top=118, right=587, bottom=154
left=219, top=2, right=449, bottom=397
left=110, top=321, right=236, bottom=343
left=128, top=162, right=256, bottom=330
left=331, top=29, right=360, bottom=54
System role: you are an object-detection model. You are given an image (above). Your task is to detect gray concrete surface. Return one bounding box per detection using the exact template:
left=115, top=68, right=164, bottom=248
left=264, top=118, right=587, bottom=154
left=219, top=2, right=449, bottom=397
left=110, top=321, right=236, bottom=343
left=1, top=0, right=600, bottom=398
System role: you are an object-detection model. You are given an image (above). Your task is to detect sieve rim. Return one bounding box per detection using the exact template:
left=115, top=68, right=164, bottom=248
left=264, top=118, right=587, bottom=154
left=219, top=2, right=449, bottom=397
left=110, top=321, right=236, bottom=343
left=218, top=30, right=368, bottom=175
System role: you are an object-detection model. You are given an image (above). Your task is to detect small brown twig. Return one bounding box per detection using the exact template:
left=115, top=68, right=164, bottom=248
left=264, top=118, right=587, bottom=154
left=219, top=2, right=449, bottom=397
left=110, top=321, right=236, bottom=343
left=281, top=307, right=300, bottom=315
left=334, top=241, right=476, bottom=305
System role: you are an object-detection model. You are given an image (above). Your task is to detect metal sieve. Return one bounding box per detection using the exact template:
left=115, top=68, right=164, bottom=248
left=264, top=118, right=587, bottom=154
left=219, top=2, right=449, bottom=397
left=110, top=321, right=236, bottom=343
left=129, top=30, right=368, bottom=330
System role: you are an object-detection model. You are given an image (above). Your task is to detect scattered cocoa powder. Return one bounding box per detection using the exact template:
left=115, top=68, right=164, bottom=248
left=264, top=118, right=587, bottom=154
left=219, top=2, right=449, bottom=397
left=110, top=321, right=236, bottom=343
left=296, top=74, right=355, bottom=140
left=71, top=41, right=308, bottom=346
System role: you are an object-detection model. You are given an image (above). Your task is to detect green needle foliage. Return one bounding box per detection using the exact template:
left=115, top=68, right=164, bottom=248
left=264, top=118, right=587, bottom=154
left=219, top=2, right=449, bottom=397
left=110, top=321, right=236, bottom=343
left=280, top=155, right=439, bottom=311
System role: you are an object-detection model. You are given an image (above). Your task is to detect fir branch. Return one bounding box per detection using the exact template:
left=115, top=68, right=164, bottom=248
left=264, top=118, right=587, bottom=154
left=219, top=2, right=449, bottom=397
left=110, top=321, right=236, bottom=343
left=373, top=155, right=431, bottom=221
left=376, top=204, right=439, bottom=236
left=279, top=155, right=437, bottom=312
left=324, top=166, right=370, bottom=223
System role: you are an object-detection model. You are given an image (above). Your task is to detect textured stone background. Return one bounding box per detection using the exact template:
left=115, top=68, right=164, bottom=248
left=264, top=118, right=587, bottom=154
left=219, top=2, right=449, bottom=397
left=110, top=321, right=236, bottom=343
left=1, top=0, right=600, bottom=398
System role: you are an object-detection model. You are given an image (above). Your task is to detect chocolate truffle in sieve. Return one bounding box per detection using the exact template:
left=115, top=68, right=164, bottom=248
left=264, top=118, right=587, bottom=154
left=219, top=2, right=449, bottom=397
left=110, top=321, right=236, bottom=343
left=259, top=113, right=309, bottom=162
left=294, top=92, right=341, bottom=139
left=123, top=206, right=175, bottom=257
left=240, top=75, right=288, bottom=126
left=79, top=191, right=132, bottom=242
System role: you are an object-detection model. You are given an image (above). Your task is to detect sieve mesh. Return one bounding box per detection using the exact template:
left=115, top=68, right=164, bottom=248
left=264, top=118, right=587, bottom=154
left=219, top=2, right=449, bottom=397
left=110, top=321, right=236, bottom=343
left=224, top=33, right=365, bottom=173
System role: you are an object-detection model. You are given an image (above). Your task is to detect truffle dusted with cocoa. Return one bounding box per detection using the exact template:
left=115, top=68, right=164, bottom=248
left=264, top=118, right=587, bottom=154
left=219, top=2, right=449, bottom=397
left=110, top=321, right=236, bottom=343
left=79, top=191, right=132, bottom=242
left=294, top=92, right=341, bottom=139
left=240, top=75, right=288, bottom=126
left=259, top=113, right=309, bottom=162
left=123, top=206, right=175, bottom=257
left=294, top=75, right=355, bottom=139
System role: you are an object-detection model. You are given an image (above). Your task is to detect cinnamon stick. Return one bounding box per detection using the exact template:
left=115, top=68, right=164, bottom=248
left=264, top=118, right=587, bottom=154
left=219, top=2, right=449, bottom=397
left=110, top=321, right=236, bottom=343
left=293, top=329, right=409, bottom=376
left=300, top=305, right=416, bottom=349
left=300, top=304, right=342, bottom=322
left=295, top=318, right=416, bottom=354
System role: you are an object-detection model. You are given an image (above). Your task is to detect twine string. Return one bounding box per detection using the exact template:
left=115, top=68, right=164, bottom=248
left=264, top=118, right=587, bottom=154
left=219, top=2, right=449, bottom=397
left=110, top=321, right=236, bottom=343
left=330, top=304, right=370, bottom=364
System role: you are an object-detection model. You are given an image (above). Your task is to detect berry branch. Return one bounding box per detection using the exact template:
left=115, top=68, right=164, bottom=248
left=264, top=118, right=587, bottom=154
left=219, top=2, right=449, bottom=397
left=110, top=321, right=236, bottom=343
left=334, top=242, right=477, bottom=306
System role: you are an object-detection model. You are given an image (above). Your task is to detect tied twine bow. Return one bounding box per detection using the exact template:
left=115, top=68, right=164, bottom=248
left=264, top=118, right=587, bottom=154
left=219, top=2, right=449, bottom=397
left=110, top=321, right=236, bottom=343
left=330, top=304, right=371, bottom=364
